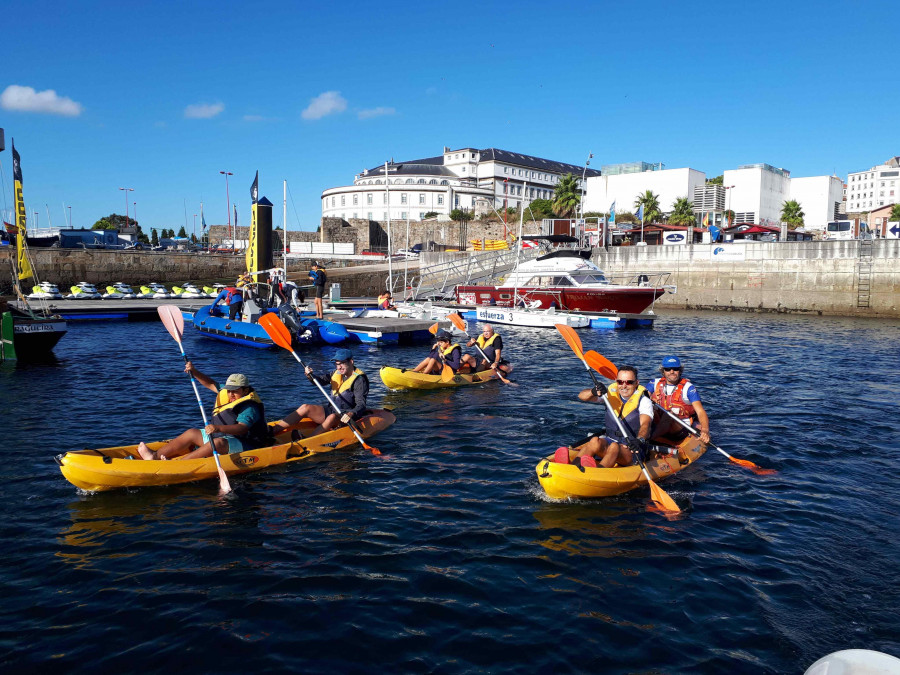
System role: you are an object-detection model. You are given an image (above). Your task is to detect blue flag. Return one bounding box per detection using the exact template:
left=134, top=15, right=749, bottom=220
left=201, top=212, right=207, bottom=230
left=709, top=223, right=721, bottom=242
left=609, top=201, right=616, bottom=227
left=636, top=204, right=644, bottom=222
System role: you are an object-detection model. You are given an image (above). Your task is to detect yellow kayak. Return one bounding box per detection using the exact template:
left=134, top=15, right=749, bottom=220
left=535, top=436, right=704, bottom=499
left=56, top=411, right=395, bottom=492
left=379, top=365, right=513, bottom=390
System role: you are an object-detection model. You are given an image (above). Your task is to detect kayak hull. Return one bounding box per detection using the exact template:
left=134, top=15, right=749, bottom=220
left=535, top=436, right=704, bottom=499
left=57, top=411, right=395, bottom=492
left=379, top=365, right=513, bottom=390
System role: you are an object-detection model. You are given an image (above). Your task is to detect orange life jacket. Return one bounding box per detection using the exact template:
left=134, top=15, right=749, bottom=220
left=652, top=378, right=695, bottom=421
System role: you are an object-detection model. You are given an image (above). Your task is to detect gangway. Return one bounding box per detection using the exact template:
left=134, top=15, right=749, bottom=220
left=393, top=246, right=541, bottom=300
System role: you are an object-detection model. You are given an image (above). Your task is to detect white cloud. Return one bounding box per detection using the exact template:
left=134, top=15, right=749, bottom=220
left=243, top=114, right=264, bottom=122
left=184, top=102, right=225, bottom=119
left=358, top=106, right=396, bottom=120
left=301, top=91, right=347, bottom=120
left=0, top=85, right=83, bottom=116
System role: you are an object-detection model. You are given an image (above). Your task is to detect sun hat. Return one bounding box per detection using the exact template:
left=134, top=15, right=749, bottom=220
left=333, top=348, right=353, bottom=363
left=224, top=373, right=250, bottom=390
left=661, top=356, right=682, bottom=369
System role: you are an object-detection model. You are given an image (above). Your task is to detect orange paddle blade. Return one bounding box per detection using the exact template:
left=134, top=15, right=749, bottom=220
left=584, top=350, right=618, bottom=380
left=440, top=364, right=455, bottom=382
left=157, top=305, right=185, bottom=342
left=555, top=323, right=584, bottom=359
left=258, top=312, right=293, bottom=351
left=428, top=322, right=439, bottom=335
left=647, top=476, right=681, bottom=513
left=448, top=313, right=467, bottom=332
left=730, top=456, right=776, bottom=475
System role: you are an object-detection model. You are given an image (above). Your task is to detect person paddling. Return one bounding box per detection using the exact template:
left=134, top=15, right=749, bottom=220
left=412, top=330, right=464, bottom=375
left=272, top=348, right=369, bottom=437
left=555, top=365, right=653, bottom=468
left=647, top=355, right=711, bottom=446
left=137, top=363, right=267, bottom=460
left=465, top=324, right=511, bottom=376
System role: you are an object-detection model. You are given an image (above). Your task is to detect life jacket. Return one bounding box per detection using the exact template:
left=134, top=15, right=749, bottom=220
left=605, top=383, right=649, bottom=443
left=652, top=378, right=695, bottom=421
left=330, top=368, right=367, bottom=412
left=378, top=294, right=392, bottom=309
left=211, top=388, right=267, bottom=447
left=476, top=333, right=500, bottom=361
left=224, top=286, right=243, bottom=304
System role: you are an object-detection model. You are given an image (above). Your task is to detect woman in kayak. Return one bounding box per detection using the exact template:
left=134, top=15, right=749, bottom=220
left=412, top=330, right=468, bottom=374
left=272, top=348, right=370, bottom=437
left=137, top=363, right=267, bottom=460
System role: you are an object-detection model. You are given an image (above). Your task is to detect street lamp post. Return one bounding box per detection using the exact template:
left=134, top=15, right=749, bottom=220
left=67, top=205, right=72, bottom=229
left=724, top=185, right=735, bottom=228
left=133, top=202, right=138, bottom=226
left=193, top=214, right=197, bottom=242
left=118, top=187, right=134, bottom=230
left=220, top=171, right=233, bottom=253
left=580, top=152, right=593, bottom=244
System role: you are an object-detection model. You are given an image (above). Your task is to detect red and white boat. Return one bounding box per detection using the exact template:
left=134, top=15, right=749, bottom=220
left=456, top=248, right=670, bottom=314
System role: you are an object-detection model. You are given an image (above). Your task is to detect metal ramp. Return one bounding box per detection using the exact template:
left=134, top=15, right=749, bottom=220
left=856, top=238, right=873, bottom=308
left=394, top=247, right=541, bottom=299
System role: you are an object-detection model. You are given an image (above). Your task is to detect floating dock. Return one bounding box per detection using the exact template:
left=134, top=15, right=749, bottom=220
left=326, top=315, right=446, bottom=344
left=12, top=299, right=206, bottom=322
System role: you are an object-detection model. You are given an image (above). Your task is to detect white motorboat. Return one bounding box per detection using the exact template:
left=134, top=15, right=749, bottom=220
left=27, top=281, right=63, bottom=300
left=103, top=283, right=136, bottom=299
left=475, top=305, right=590, bottom=328
left=66, top=282, right=103, bottom=299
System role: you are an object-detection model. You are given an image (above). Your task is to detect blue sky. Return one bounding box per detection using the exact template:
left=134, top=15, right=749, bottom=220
left=1, top=0, right=898, bottom=235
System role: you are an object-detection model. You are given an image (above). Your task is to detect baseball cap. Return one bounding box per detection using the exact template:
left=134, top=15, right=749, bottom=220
left=436, top=330, right=452, bottom=341
left=661, top=356, right=682, bottom=369
left=333, top=348, right=353, bottom=363
left=224, top=373, right=250, bottom=390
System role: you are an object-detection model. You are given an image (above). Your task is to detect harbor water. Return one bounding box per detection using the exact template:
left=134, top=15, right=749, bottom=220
left=1, top=310, right=898, bottom=673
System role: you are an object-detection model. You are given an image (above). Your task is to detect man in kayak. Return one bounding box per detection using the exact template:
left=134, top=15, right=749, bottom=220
left=137, top=363, right=267, bottom=460
left=412, top=330, right=465, bottom=375
left=555, top=365, right=653, bottom=468
left=647, top=355, right=711, bottom=446
left=309, top=261, right=327, bottom=319
left=273, top=348, right=370, bottom=437
left=465, top=324, right=511, bottom=375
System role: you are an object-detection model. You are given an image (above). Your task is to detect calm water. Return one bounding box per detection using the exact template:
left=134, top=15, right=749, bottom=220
left=1, top=310, right=899, bottom=673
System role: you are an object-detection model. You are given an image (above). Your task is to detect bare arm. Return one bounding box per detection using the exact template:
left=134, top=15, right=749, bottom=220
left=692, top=401, right=711, bottom=444
left=638, top=414, right=652, bottom=441
left=185, top=361, right=218, bottom=393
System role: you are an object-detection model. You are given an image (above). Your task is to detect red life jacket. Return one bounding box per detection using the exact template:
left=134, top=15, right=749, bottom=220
left=224, top=286, right=242, bottom=304
left=652, top=377, right=696, bottom=421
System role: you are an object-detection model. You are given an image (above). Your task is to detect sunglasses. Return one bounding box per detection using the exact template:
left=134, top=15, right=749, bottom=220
left=616, top=379, right=636, bottom=385
left=663, top=367, right=682, bottom=372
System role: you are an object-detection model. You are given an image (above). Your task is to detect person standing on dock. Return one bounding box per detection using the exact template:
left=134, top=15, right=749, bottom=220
left=309, top=262, right=327, bottom=319
left=647, top=356, right=711, bottom=446
left=273, top=348, right=370, bottom=437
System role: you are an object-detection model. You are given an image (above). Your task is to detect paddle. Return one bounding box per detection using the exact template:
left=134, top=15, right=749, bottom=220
left=258, top=313, right=381, bottom=455
left=555, top=323, right=680, bottom=513
left=447, top=313, right=514, bottom=385
left=157, top=305, right=232, bottom=494
left=581, top=351, right=773, bottom=474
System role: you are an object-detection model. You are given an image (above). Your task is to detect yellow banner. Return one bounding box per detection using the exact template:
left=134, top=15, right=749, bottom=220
left=245, top=202, right=258, bottom=275
left=14, top=179, right=33, bottom=280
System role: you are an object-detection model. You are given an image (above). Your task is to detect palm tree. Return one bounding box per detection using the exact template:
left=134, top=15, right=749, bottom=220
left=634, top=190, right=662, bottom=224
left=780, top=200, right=805, bottom=229
left=553, top=173, right=581, bottom=217
left=668, top=196, right=695, bottom=226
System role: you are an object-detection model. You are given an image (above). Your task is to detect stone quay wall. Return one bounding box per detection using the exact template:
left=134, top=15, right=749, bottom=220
left=595, top=239, right=900, bottom=318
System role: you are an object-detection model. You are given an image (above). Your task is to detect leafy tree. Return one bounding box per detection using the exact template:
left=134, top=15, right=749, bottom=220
left=137, top=231, right=149, bottom=244
left=583, top=211, right=607, bottom=219
left=449, top=209, right=472, bottom=222
left=92, top=218, right=114, bottom=230
left=151, top=229, right=159, bottom=246
left=553, top=173, right=581, bottom=217
left=707, top=175, right=724, bottom=186
left=724, top=209, right=735, bottom=227
left=891, top=204, right=900, bottom=221
left=668, top=197, right=695, bottom=226
left=526, top=199, right=555, bottom=219
left=423, top=211, right=439, bottom=219
left=274, top=225, right=283, bottom=231
left=634, top=190, right=662, bottom=224
left=615, top=211, right=638, bottom=224
left=780, top=200, right=805, bottom=229
left=177, top=226, right=187, bottom=238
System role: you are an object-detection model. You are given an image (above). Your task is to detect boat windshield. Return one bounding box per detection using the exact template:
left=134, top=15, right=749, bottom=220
left=521, top=275, right=574, bottom=286
left=570, top=273, right=608, bottom=284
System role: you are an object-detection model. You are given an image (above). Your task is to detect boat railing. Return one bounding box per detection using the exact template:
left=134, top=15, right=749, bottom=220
left=398, top=246, right=542, bottom=300
left=603, top=271, right=674, bottom=289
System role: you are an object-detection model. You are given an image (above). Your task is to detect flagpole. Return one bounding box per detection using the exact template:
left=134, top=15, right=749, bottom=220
left=283, top=180, right=287, bottom=274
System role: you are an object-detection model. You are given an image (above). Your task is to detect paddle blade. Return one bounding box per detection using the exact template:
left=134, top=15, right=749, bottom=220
left=157, top=305, right=185, bottom=343
left=258, top=312, right=294, bottom=351
left=555, top=323, right=584, bottom=359
left=730, top=456, right=777, bottom=475
left=647, top=478, right=681, bottom=513
left=448, top=313, right=467, bottom=332
left=428, top=322, right=439, bottom=335
left=584, top=350, right=618, bottom=380
left=440, top=364, right=455, bottom=382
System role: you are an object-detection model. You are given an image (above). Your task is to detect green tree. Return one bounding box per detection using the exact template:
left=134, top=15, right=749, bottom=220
left=668, top=197, right=695, bottom=226
left=707, top=175, right=724, bottom=185
left=449, top=208, right=472, bottom=222
left=423, top=211, right=439, bottom=219
left=526, top=198, right=555, bottom=219
left=615, top=211, right=638, bottom=225
left=724, top=209, right=735, bottom=227
left=890, top=204, right=900, bottom=221
left=177, top=226, right=187, bottom=238
left=190, top=233, right=198, bottom=243
left=634, top=190, right=662, bottom=224
left=92, top=218, right=114, bottom=230
left=151, top=229, right=159, bottom=246
left=553, top=173, right=581, bottom=217
left=137, top=231, right=149, bottom=244
left=780, top=200, right=805, bottom=229
left=583, top=211, right=607, bottom=219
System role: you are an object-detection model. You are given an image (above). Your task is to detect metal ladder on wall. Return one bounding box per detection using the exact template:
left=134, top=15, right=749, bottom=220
left=392, top=246, right=541, bottom=299
left=856, top=238, right=874, bottom=308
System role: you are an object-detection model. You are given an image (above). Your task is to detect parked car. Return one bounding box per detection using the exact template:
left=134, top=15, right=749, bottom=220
left=393, top=248, right=419, bottom=259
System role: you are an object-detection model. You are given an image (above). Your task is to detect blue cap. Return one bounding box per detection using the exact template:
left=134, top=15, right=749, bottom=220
left=436, top=330, right=452, bottom=341
left=333, top=348, right=353, bottom=362
left=661, top=355, right=682, bottom=369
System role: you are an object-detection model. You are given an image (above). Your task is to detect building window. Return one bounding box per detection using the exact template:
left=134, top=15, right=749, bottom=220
left=418, top=179, right=425, bottom=184
left=383, top=212, right=388, bottom=220
left=438, top=196, right=444, bottom=205
left=519, top=169, right=524, bottom=176
left=455, top=195, right=459, bottom=207
left=367, top=212, right=372, bottom=220
left=406, top=179, right=414, bottom=184
left=353, top=195, right=358, bottom=205
left=440, top=180, right=449, bottom=185
left=331, top=197, right=335, bottom=206
left=517, top=186, right=522, bottom=196
left=341, top=196, right=345, bottom=206
left=419, top=194, right=425, bottom=205
left=530, top=188, right=535, bottom=197
left=461, top=167, right=466, bottom=173
left=401, top=212, right=407, bottom=219
left=503, top=183, right=508, bottom=194
left=429, top=179, right=437, bottom=184
left=503, top=167, right=508, bottom=174
left=367, top=194, right=373, bottom=205
left=401, top=194, right=407, bottom=204
left=353, top=213, right=357, bottom=219
left=420, top=212, right=425, bottom=219
left=471, top=197, right=476, bottom=206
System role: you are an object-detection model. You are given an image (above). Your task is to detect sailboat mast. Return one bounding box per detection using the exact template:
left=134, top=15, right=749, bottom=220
left=512, top=181, right=527, bottom=305
left=283, top=179, right=287, bottom=273
left=385, top=161, right=392, bottom=294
